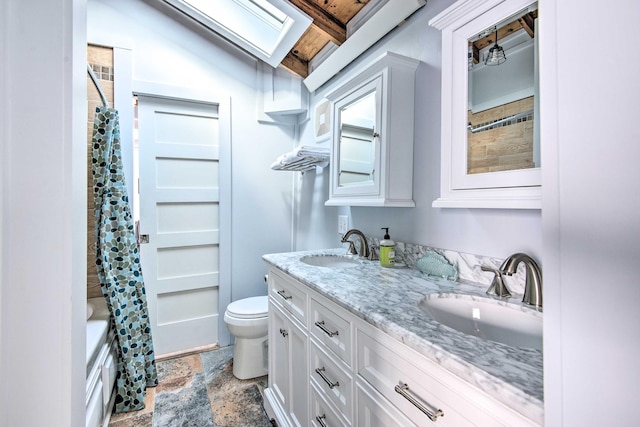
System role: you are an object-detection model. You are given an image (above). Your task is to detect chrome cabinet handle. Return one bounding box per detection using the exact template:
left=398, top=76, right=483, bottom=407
left=394, top=382, right=444, bottom=422
left=315, top=415, right=328, bottom=427
left=276, top=289, right=292, bottom=300
left=315, top=367, right=339, bottom=389
left=314, top=320, right=339, bottom=337
left=279, top=328, right=288, bottom=338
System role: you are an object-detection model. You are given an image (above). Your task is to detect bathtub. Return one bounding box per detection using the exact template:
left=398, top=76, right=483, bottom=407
left=86, top=297, right=118, bottom=427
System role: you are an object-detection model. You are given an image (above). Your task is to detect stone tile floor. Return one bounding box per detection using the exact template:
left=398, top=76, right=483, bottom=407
left=108, top=346, right=273, bottom=427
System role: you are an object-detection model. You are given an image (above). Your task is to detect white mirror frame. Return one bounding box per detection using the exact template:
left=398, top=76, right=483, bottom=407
left=430, top=0, right=541, bottom=209
left=332, top=76, right=382, bottom=197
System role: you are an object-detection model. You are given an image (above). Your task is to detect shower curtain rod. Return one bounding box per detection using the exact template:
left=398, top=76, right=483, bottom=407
left=87, top=64, right=109, bottom=108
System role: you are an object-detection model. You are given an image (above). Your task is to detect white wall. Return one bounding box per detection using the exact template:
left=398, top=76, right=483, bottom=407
left=87, top=0, right=298, bottom=324
left=0, top=1, right=86, bottom=426
left=295, top=0, right=542, bottom=261
left=541, top=0, right=640, bottom=425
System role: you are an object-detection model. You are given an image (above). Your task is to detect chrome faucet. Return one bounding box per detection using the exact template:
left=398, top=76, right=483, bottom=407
left=500, top=253, right=543, bottom=308
left=340, top=229, right=369, bottom=258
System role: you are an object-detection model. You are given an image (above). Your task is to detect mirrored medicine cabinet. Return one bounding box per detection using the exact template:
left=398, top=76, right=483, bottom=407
left=324, top=52, right=420, bottom=207
left=430, top=0, right=541, bottom=209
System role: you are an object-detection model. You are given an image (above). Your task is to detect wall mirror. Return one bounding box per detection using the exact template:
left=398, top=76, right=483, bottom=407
left=338, top=89, right=377, bottom=187
left=430, top=0, right=541, bottom=209
left=330, top=75, right=382, bottom=198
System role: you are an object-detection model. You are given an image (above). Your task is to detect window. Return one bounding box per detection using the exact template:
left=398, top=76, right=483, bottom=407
left=162, top=0, right=311, bottom=67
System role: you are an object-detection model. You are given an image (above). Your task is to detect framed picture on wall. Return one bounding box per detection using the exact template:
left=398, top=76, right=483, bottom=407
left=314, top=98, right=331, bottom=142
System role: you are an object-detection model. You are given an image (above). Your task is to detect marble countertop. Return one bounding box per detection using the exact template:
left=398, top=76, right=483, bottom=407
left=263, top=248, right=543, bottom=424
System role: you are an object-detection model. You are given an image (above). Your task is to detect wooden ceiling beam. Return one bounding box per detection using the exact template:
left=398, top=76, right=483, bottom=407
left=473, top=20, right=525, bottom=51
left=518, top=13, right=535, bottom=38
left=288, top=0, right=347, bottom=45
left=281, top=52, right=309, bottom=78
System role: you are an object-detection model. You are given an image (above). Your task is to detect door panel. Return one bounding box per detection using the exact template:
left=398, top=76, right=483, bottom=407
left=137, top=95, right=221, bottom=356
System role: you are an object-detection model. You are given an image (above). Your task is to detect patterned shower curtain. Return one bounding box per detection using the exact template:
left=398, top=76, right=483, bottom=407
left=91, top=106, right=158, bottom=413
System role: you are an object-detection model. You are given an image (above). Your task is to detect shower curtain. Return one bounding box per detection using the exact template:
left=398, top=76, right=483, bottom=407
left=91, top=106, right=158, bottom=413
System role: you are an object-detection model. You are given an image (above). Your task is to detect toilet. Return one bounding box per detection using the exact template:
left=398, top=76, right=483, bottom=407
left=223, top=295, right=269, bottom=380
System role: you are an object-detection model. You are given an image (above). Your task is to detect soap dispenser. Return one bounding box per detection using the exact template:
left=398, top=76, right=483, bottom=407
left=379, top=227, right=395, bottom=268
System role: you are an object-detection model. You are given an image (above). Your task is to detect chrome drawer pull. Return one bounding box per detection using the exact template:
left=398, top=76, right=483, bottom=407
left=279, top=328, right=288, bottom=338
left=315, top=367, right=339, bottom=389
left=315, top=414, right=328, bottom=427
left=276, top=289, right=292, bottom=300
left=394, top=382, right=444, bottom=422
left=315, top=320, right=339, bottom=337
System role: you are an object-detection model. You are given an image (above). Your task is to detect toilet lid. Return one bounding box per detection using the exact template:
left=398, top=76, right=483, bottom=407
left=226, top=296, right=268, bottom=319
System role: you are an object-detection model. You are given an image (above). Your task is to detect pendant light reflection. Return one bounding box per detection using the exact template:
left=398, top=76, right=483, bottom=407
left=485, top=30, right=506, bottom=66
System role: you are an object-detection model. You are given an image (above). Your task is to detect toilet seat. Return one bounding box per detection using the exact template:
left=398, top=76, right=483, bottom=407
left=225, top=296, right=268, bottom=319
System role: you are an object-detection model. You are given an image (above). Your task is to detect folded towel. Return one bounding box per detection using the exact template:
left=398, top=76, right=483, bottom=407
left=271, top=158, right=329, bottom=171
left=295, top=145, right=330, bottom=158
left=270, top=145, right=330, bottom=171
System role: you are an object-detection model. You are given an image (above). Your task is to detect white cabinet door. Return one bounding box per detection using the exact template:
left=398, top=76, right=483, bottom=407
left=288, top=315, right=309, bottom=427
left=269, top=304, right=290, bottom=416
left=268, top=301, right=309, bottom=427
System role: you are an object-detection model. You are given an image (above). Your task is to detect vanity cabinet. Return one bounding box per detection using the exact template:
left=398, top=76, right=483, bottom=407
left=324, top=52, right=419, bottom=207
left=264, top=266, right=538, bottom=426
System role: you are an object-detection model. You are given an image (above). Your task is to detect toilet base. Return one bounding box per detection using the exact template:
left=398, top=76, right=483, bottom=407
left=232, top=336, right=268, bottom=380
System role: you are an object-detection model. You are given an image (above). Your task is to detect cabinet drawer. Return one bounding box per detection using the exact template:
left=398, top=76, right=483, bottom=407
left=311, top=383, right=350, bottom=427
left=269, top=269, right=307, bottom=325
left=310, top=298, right=352, bottom=366
left=356, top=329, right=504, bottom=427
left=310, top=340, right=353, bottom=424
left=356, top=377, right=416, bottom=427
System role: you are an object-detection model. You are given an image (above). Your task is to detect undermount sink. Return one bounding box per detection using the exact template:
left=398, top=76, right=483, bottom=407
left=418, top=293, right=542, bottom=350
left=300, top=254, right=360, bottom=268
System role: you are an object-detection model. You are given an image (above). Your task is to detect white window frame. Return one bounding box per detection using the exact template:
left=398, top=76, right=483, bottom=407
left=161, top=0, right=312, bottom=67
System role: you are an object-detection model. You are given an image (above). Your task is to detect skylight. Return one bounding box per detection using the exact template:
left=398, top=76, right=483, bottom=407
left=162, top=0, right=312, bottom=67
